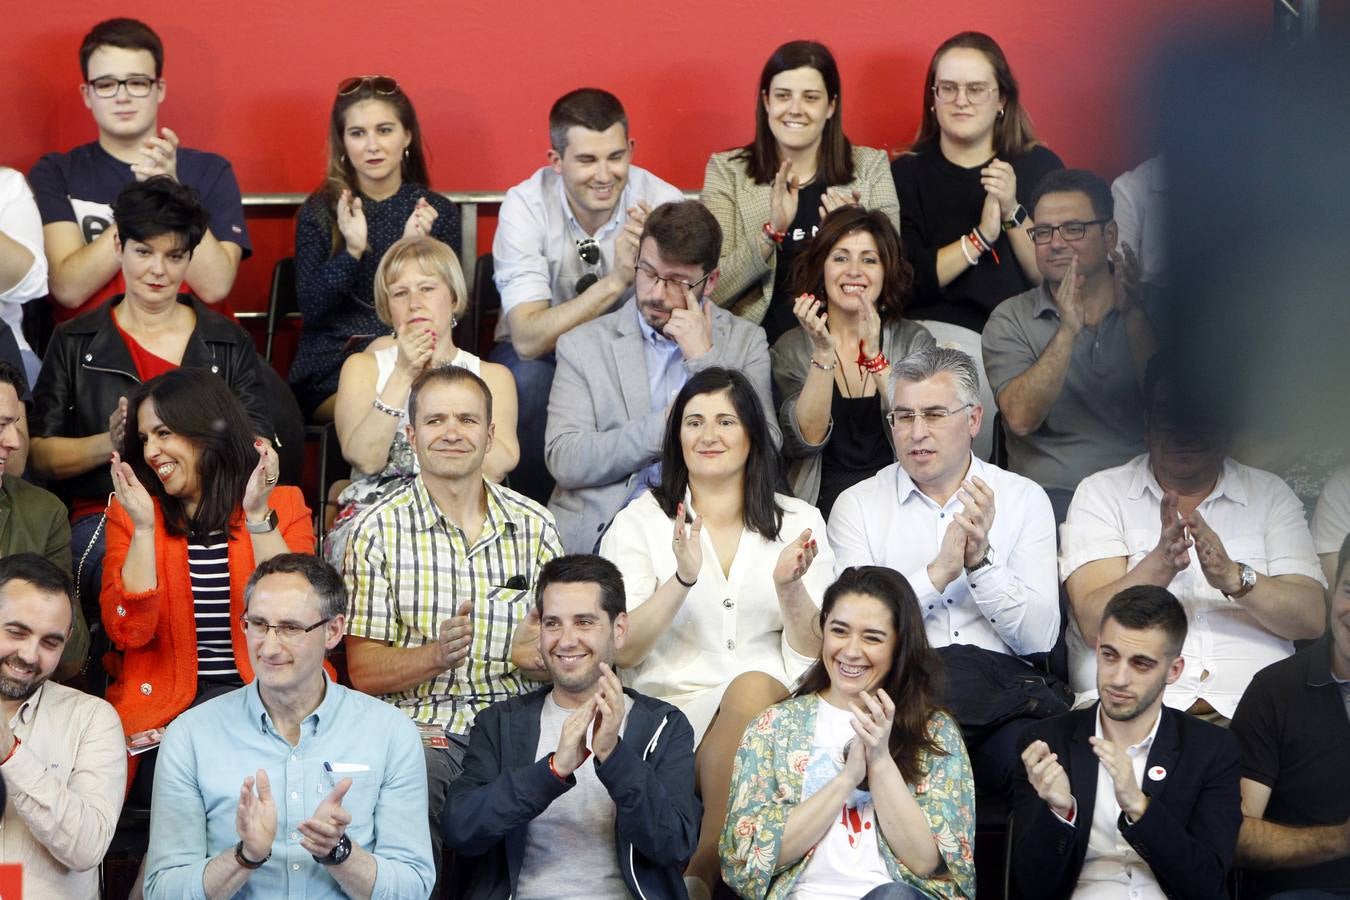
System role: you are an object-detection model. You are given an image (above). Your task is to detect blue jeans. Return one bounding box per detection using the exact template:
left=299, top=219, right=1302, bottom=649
left=488, top=342, right=556, bottom=505
left=862, top=883, right=932, bottom=899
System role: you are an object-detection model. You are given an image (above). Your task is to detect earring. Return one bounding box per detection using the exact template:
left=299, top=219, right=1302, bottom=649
left=997, top=108, right=1005, bottom=118
left=404, top=148, right=410, bottom=159
left=339, top=153, right=346, bottom=164
left=451, top=315, right=459, bottom=328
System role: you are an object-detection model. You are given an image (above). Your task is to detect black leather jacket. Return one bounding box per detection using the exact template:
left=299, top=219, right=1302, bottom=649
left=31, top=295, right=275, bottom=508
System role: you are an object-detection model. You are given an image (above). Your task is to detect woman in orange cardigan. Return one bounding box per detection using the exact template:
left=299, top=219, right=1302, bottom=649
left=101, top=369, right=314, bottom=794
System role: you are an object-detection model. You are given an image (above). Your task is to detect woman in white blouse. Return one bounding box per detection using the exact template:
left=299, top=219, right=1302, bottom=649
left=600, top=366, right=834, bottom=899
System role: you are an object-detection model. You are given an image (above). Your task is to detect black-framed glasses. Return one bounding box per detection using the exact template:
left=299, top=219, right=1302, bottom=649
left=337, top=75, right=400, bottom=96
left=885, top=404, right=974, bottom=427
left=240, top=615, right=332, bottom=642
left=1027, top=220, right=1109, bottom=245
left=634, top=263, right=712, bottom=296
left=932, top=81, right=997, bottom=105
left=574, top=239, right=602, bottom=294
left=87, top=76, right=158, bottom=99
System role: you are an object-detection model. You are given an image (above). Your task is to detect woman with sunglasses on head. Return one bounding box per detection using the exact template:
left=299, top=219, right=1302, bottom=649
left=324, top=234, right=519, bottom=564
left=891, top=32, right=1063, bottom=332
left=600, top=366, right=834, bottom=899
left=290, top=75, right=462, bottom=421
left=772, top=206, right=934, bottom=518
left=101, top=368, right=314, bottom=792
left=722, top=566, right=976, bottom=900
left=702, top=40, right=900, bottom=347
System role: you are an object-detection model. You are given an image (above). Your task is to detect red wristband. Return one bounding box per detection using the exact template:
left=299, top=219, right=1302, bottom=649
left=1, top=735, right=20, bottom=765
left=856, top=342, right=890, bottom=374
left=762, top=221, right=786, bottom=245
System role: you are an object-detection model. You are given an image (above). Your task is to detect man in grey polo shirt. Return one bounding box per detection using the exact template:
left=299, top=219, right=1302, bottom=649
left=982, top=169, right=1157, bottom=521
left=490, top=88, right=684, bottom=505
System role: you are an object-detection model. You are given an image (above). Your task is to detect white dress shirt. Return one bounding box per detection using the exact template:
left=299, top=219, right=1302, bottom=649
left=828, top=455, right=1059, bottom=656
left=1061, top=707, right=1166, bottom=900
left=0, top=168, right=48, bottom=353
left=1061, top=454, right=1325, bottom=717
left=1111, top=156, right=1166, bottom=286
left=1312, top=465, right=1350, bottom=556
left=600, top=491, right=833, bottom=743
left=491, top=165, right=684, bottom=342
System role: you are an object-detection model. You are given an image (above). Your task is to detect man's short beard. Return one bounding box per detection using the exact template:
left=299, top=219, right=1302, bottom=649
left=1102, top=679, right=1166, bottom=723
left=0, top=653, right=45, bottom=702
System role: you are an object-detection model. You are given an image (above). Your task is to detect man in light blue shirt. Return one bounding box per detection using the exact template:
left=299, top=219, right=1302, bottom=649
left=490, top=88, right=684, bottom=505
left=144, top=554, right=434, bottom=900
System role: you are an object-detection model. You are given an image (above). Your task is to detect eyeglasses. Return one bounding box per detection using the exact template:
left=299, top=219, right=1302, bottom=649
left=634, top=263, right=712, bottom=297
left=337, top=75, right=400, bottom=96
left=932, top=81, right=997, bottom=105
left=240, top=615, right=332, bottom=642
left=884, top=404, right=974, bottom=427
left=87, top=76, right=158, bottom=99
left=1027, top=220, right=1109, bottom=245
left=574, top=240, right=601, bottom=294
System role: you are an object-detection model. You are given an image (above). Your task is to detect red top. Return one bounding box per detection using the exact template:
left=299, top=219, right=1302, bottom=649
left=111, top=314, right=178, bottom=381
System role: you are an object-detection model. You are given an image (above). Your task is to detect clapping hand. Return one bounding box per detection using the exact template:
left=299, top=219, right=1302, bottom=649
left=108, top=395, right=129, bottom=454
left=591, top=662, right=625, bottom=763
left=1185, top=509, right=1241, bottom=595
left=1152, top=490, right=1192, bottom=579
left=235, top=769, right=278, bottom=863
left=1021, top=740, right=1074, bottom=819
left=394, top=321, right=436, bottom=375
left=109, top=450, right=155, bottom=531
left=818, top=187, right=862, bottom=220
left=297, top=778, right=353, bottom=859
left=1110, top=242, right=1142, bottom=313
left=437, top=600, right=474, bottom=671
left=553, top=694, right=596, bottom=778
left=241, top=440, right=280, bottom=522
left=1089, top=735, right=1148, bottom=821
left=670, top=501, right=703, bottom=588
left=402, top=196, right=438, bottom=239
left=337, top=190, right=368, bottom=259
left=131, top=127, right=180, bottom=182
left=1054, top=255, right=1085, bottom=335
left=954, top=478, right=995, bottom=568
left=793, top=294, right=836, bottom=361
left=848, top=689, right=897, bottom=769
left=773, top=529, right=819, bottom=587
left=769, top=161, right=800, bottom=235
left=979, top=158, right=1018, bottom=220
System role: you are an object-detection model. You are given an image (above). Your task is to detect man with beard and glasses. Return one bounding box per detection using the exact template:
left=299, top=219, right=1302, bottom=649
left=1010, top=585, right=1242, bottom=899
left=0, top=553, right=125, bottom=898
left=1059, top=356, right=1325, bottom=726
left=444, top=554, right=699, bottom=900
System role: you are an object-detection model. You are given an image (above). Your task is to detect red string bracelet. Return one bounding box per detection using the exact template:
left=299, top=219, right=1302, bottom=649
left=856, top=341, right=890, bottom=374
left=969, top=228, right=1000, bottom=265
left=762, top=221, right=786, bottom=245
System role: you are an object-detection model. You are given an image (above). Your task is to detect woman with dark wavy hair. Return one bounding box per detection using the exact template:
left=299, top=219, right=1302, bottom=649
left=601, top=366, right=834, bottom=898
left=722, top=566, right=976, bottom=900
left=101, top=368, right=314, bottom=792
left=892, top=31, right=1063, bottom=331
left=703, top=40, right=900, bottom=345
left=290, top=75, right=461, bottom=420
left=771, top=206, right=935, bottom=516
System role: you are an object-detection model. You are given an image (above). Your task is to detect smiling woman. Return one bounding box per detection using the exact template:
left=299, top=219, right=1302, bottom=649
left=702, top=40, right=902, bottom=342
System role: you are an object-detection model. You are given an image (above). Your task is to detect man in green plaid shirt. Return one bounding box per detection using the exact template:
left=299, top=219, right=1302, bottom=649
left=342, top=365, right=561, bottom=875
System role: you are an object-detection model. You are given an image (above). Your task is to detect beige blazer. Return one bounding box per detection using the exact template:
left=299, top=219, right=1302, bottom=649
left=702, top=145, right=900, bottom=324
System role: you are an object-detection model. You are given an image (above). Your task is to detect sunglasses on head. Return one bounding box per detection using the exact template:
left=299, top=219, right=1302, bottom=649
left=337, top=75, right=400, bottom=96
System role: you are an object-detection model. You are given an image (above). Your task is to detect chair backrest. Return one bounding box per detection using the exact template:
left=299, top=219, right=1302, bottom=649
left=466, top=252, right=500, bottom=357
left=265, top=256, right=298, bottom=364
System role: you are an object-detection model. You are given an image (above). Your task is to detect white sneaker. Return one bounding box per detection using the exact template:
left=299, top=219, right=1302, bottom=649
left=684, top=875, right=713, bottom=900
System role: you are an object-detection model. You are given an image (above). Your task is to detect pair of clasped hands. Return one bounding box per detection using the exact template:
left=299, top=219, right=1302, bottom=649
left=337, top=192, right=439, bottom=260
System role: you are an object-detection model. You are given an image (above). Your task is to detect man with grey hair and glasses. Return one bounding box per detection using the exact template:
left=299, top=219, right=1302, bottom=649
left=828, top=345, right=1058, bottom=791
left=145, top=554, right=434, bottom=900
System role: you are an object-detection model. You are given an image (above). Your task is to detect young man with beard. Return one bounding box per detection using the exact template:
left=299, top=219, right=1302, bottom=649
left=1011, top=585, right=1242, bottom=899
left=444, top=554, right=699, bottom=900
left=0, top=553, right=125, bottom=899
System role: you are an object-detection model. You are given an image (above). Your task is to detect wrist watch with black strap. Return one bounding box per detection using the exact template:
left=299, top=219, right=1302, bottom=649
left=965, top=545, right=994, bottom=574
left=314, top=832, right=352, bottom=866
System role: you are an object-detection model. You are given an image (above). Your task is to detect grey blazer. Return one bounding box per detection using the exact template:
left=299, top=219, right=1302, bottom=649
left=545, top=298, right=777, bottom=554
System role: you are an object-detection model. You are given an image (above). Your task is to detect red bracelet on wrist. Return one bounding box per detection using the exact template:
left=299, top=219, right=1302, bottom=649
left=1, top=735, right=20, bottom=765
left=548, top=752, right=565, bottom=781
left=968, top=228, right=1001, bottom=265
left=856, top=342, right=890, bottom=375
left=762, top=221, right=786, bottom=245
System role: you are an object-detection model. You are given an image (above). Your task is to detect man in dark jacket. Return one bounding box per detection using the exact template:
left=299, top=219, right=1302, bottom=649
left=443, top=554, right=699, bottom=900
left=1010, top=584, right=1242, bottom=899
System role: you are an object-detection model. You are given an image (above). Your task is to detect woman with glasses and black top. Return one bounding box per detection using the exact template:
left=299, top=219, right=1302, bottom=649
left=891, top=32, right=1063, bottom=332
left=702, top=40, right=900, bottom=347
left=101, top=369, right=314, bottom=794
left=290, top=75, right=461, bottom=421
left=772, top=207, right=934, bottom=518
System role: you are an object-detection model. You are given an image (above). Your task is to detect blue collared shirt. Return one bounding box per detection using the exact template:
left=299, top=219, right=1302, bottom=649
left=144, top=678, right=434, bottom=900
left=624, top=304, right=688, bottom=505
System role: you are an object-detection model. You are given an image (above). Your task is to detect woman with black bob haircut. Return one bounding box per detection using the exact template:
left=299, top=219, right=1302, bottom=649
left=601, top=366, right=835, bottom=897
left=703, top=40, right=900, bottom=345
left=892, top=31, right=1063, bottom=331
left=722, top=566, right=977, bottom=899
left=290, top=74, right=461, bottom=421
left=771, top=205, right=935, bottom=516
left=101, top=368, right=314, bottom=794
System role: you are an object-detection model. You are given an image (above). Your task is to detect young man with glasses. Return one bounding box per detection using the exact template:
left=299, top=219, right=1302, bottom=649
left=490, top=88, right=684, bottom=505
left=982, top=169, right=1154, bottom=521
left=545, top=200, right=776, bottom=554
left=827, top=345, right=1058, bottom=792
left=29, top=18, right=249, bottom=320
left=145, top=553, right=434, bottom=900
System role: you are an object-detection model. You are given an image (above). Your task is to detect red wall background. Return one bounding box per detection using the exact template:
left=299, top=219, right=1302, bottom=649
left=5, top=1, right=1267, bottom=326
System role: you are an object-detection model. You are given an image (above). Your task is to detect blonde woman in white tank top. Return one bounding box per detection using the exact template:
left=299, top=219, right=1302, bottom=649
left=327, top=236, right=519, bottom=564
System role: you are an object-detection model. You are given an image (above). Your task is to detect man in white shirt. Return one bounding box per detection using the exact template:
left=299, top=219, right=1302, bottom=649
left=1012, top=585, right=1242, bottom=899
left=490, top=88, right=684, bottom=504
left=828, top=345, right=1059, bottom=791
left=0, top=553, right=126, bottom=899
left=1061, top=357, right=1326, bottom=723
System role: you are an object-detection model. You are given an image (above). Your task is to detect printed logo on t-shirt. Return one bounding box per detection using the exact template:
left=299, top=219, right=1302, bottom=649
left=789, top=225, right=820, bottom=245
left=71, top=198, right=113, bottom=246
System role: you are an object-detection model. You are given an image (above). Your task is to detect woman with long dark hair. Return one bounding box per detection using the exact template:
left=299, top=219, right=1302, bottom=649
left=102, top=369, right=314, bottom=790
left=290, top=75, right=461, bottom=420
left=722, top=566, right=976, bottom=899
left=600, top=366, right=834, bottom=899
left=772, top=206, right=935, bottom=516
left=891, top=32, right=1063, bottom=330
left=703, top=40, right=900, bottom=345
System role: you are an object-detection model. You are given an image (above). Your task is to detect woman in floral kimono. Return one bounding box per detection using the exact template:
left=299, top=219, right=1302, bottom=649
left=721, top=566, right=976, bottom=899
